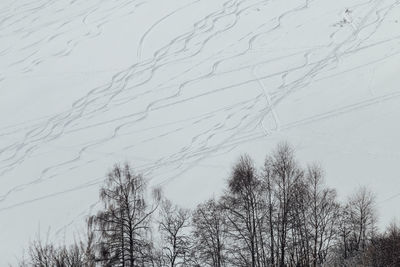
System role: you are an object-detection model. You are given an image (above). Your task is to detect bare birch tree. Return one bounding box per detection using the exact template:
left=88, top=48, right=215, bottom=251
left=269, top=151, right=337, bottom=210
left=158, top=199, right=191, bottom=267
left=92, top=163, right=160, bottom=267
left=192, top=198, right=227, bottom=267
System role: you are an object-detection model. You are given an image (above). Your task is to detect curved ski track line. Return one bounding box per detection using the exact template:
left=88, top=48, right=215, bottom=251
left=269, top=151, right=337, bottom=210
left=1, top=0, right=398, bottom=215
left=0, top=0, right=273, bottom=178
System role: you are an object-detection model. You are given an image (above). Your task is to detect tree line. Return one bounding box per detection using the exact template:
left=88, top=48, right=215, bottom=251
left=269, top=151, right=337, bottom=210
left=17, top=143, right=400, bottom=266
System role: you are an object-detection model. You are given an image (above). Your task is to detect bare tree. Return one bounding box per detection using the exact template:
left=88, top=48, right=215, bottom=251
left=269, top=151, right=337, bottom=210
left=307, top=165, right=339, bottom=266
left=192, top=198, right=227, bottom=267
left=288, top=175, right=310, bottom=266
left=261, top=156, right=279, bottom=267
left=363, top=221, right=400, bottom=266
left=222, top=154, right=267, bottom=267
left=92, top=163, right=160, bottom=267
left=269, top=142, right=303, bottom=267
left=334, top=186, right=377, bottom=265
left=23, top=238, right=56, bottom=267
left=158, top=199, right=191, bottom=267
left=339, top=185, right=377, bottom=263
left=18, top=237, right=88, bottom=267
left=348, top=186, right=377, bottom=251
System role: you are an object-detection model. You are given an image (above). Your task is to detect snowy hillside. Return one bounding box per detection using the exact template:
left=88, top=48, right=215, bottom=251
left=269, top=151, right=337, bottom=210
left=1, top=0, right=400, bottom=263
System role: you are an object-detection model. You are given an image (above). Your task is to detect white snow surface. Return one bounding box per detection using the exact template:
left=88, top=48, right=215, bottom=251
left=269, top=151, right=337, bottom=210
left=1, top=0, right=400, bottom=264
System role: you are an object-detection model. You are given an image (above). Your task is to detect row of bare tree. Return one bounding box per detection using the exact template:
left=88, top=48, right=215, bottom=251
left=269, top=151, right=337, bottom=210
left=18, top=143, right=398, bottom=266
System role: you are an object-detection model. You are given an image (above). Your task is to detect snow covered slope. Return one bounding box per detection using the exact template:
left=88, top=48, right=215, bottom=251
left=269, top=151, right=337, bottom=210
left=1, top=0, right=400, bottom=263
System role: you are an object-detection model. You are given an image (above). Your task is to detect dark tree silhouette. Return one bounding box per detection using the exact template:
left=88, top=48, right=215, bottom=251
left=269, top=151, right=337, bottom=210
left=158, top=199, right=191, bottom=267
left=222, top=154, right=267, bottom=267
left=92, top=163, right=160, bottom=267
left=17, top=144, right=396, bottom=267
left=192, top=198, right=227, bottom=267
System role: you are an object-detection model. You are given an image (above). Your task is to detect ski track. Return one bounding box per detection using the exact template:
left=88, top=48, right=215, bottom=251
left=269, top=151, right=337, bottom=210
left=0, top=0, right=282, bottom=181
left=0, top=0, right=400, bottom=251
left=0, top=0, right=147, bottom=74
left=1, top=0, right=398, bottom=195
